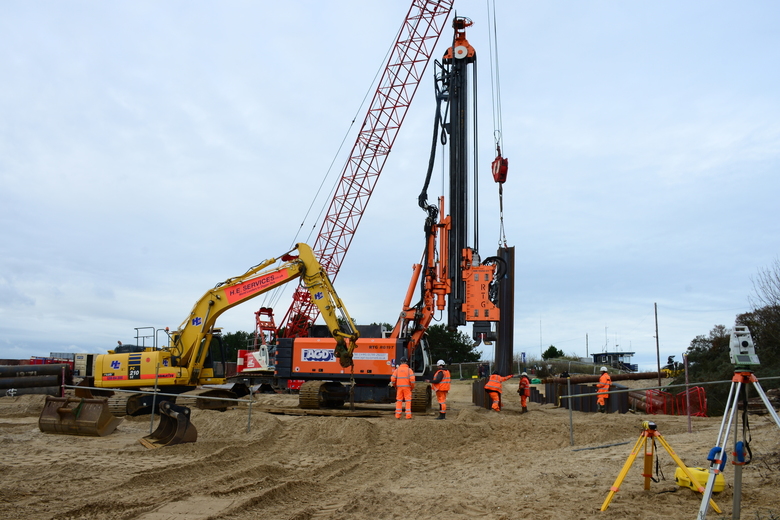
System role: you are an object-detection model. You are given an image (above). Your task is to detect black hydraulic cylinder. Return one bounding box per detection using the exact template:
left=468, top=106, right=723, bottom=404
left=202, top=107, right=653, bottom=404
left=446, top=44, right=473, bottom=329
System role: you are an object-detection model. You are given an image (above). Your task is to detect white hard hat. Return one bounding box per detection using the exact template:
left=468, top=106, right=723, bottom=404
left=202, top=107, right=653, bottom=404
left=521, top=372, right=528, bottom=376
left=437, top=360, right=445, bottom=366
left=600, top=366, right=608, bottom=372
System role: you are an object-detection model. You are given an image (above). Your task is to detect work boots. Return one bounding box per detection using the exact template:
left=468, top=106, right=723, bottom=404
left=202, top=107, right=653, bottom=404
left=436, top=412, right=446, bottom=420
left=521, top=406, right=528, bottom=414
left=598, top=404, right=605, bottom=413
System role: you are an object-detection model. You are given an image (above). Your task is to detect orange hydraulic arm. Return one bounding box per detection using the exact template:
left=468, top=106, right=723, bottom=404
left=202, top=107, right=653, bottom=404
left=390, top=197, right=449, bottom=359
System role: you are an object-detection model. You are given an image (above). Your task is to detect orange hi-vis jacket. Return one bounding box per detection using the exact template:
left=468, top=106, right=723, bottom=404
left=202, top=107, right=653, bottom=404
left=484, top=373, right=512, bottom=393
left=518, top=376, right=531, bottom=397
left=391, top=364, right=415, bottom=389
left=432, top=369, right=451, bottom=392
left=597, top=372, right=612, bottom=395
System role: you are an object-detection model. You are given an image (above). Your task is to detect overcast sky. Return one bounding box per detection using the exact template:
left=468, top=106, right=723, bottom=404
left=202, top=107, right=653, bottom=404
left=2, top=1, right=779, bottom=372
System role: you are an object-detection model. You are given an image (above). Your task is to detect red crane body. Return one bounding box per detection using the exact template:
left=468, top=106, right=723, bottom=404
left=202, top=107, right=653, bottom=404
left=279, top=1, right=454, bottom=338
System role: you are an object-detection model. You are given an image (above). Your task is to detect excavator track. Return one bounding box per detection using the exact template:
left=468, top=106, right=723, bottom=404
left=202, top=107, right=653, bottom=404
left=107, top=395, right=130, bottom=417
left=299, top=381, right=324, bottom=409
left=411, top=383, right=431, bottom=413
left=299, top=381, right=347, bottom=409
left=108, top=393, right=165, bottom=416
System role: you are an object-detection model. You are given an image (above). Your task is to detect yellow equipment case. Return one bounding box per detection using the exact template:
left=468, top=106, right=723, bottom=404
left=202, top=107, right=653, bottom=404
left=674, top=466, right=725, bottom=493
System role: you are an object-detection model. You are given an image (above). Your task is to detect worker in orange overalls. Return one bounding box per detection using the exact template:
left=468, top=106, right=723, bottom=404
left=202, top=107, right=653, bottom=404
left=597, top=366, right=612, bottom=413
left=431, top=359, right=451, bottom=420
left=484, top=370, right=513, bottom=412
left=517, top=371, right=531, bottom=414
left=391, top=357, right=415, bottom=419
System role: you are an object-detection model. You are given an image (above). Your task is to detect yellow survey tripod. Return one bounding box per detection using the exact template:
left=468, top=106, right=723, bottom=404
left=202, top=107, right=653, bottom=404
left=601, top=421, right=721, bottom=513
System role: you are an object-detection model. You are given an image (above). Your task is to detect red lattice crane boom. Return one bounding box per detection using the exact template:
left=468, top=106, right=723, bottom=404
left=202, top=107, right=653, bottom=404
left=279, top=1, right=454, bottom=337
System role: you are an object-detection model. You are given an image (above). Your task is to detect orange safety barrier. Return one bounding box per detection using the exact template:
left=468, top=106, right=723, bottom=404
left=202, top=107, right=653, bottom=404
left=645, top=389, right=674, bottom=415
left=675, top=386, right=707, bottom=417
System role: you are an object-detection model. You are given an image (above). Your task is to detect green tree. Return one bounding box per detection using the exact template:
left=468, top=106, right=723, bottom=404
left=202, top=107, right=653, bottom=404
left=749, top=257, right=780, bottom=309
left=737, top=307, right=780, bottom=368
left=425, top=324, right=480, bottom=363
left=680, top=314, right=780, bottom=416
left=743, top=257, right=780, bottom=373
left=681, top=325, right=732, bottom=415
left=673, top=260, right=780, bottom=415
left=685, top=325, right=730, bottom=377
left=541, top=345, right=564, bottom=360
left=368, top=322, right=394, bottom=335
left=220, top=330, right=252, bottom=360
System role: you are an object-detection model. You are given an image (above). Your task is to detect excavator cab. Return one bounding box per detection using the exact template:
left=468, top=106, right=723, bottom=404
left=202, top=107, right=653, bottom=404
left=203, top=330, right=228, bottom=378
left=411, top=336, right=433, bottom=379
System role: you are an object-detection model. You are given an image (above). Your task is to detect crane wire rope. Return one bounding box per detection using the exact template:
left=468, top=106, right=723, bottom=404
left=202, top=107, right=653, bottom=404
left=486, top=0, right=508, bottom=248
left=486, top=0, right=504, bottom=151
left=256, top=24, right=404, bottom=313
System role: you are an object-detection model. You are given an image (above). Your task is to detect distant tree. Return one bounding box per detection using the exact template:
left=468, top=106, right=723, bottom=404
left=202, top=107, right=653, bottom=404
left=749, top=257, right=780, bottom=309
left=220, top=330, right=252, bottom=360
left=737, top=307, right=780, bottom=368
left=680, top=314, right=780, bottom=416
left=746, top=258, right=780, bottom=367
left=681, top=325, right=732, bottom=414
left=541, top=345, right=564, bottom=360
left=736, top=307, right=780, bottom=416
left=685, top=325, right=730, bottom=373
left=368, top=322, right=395, bottom=335
left=425, top=324, right=480, bottom=363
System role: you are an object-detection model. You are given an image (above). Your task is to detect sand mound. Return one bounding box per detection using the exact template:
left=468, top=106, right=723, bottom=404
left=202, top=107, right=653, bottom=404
left=1, top=380, right=778, bottom=520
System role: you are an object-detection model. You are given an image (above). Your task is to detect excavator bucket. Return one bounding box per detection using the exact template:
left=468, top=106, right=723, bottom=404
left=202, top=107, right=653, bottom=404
left=139, top=401, right=197, bottom=449
left=38, top=396, right=123, bottom=437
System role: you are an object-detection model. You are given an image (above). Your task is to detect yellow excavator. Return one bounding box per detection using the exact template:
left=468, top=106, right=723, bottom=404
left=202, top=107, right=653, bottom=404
left=41, top=243, right=359, bottom=436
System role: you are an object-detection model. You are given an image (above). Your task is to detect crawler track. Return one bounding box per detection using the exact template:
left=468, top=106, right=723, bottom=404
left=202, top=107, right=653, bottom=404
left=298, top=381, right=324, bottom=409
left=411, top=383, right=432, bottom=413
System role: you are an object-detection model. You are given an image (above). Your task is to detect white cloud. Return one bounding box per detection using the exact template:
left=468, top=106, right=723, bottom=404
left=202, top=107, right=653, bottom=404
left=1, top=1, right=779, bottom=372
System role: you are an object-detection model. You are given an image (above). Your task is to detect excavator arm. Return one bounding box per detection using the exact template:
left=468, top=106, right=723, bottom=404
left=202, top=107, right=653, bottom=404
left=170, top=243, right=359, bottom=382
left=296, top=244, right=360, bottom=368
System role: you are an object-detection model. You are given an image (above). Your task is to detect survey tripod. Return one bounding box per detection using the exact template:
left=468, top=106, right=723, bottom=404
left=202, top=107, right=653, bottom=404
left=601, top=420, right=722, bottom=513
left=696, top=370, right=780, bottom=520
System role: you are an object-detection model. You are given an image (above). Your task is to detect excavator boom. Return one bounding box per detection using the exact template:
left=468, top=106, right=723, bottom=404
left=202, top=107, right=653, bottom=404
left=73, top=243, right=358, bottom=424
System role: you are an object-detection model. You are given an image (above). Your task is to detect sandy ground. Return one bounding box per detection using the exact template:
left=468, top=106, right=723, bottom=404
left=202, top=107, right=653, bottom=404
left=1, top=380, right=778, bottom=520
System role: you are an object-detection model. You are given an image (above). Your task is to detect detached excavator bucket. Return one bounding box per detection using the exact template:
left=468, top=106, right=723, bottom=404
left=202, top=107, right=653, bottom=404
left=139, top=401, right=197, bottom=449
left=38, top=396, right=123, bottom=437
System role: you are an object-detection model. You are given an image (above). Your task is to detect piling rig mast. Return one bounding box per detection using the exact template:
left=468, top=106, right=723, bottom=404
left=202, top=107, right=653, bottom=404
left=390, top=15, right=506, bottom=365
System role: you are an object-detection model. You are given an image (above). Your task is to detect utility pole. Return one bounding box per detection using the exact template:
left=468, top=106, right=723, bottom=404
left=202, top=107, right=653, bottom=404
left=655, top=302, right=661, bottom=387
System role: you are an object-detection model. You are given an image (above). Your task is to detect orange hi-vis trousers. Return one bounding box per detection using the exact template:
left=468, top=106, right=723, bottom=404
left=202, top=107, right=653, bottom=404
left=436, top=390, right=448, bottom=413
left=395, top=387, right=412, bottom=418
left=487, top=390, right=502, bottom=411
